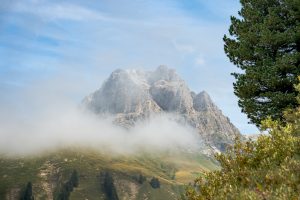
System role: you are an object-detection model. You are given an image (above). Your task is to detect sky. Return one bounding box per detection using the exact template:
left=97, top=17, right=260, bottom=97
left=0, top=0, right=258, bottom=134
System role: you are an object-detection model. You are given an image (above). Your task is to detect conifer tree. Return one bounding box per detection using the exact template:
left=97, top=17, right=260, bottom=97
left=70, top=170, right=79, bottom=187
left=103, top=172, right=119, bottom=200
left=224, top=0, right=300, bottom=126
left=21, top=182, right=34, bottom=200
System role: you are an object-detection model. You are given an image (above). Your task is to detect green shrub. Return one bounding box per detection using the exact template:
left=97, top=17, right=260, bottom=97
left=150, top=177, right=160, bottom=189
left=186, top=112, right=300, bottom=200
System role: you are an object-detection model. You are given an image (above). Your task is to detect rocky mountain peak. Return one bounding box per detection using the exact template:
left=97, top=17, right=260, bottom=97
left=83, top=66, right=241, bottom=152
left=193, top=91, right=217, bottom=112
left=82, top=68, right=154, bottom=114
left=147, top=65, right=181, bottom=84
left=109, top=69, right=148, bottom=88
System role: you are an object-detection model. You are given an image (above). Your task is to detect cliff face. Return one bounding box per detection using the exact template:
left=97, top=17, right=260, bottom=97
left=83, top=65, right=240, bottom=151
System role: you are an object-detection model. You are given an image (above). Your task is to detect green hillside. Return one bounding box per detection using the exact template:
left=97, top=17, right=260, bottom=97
left=0, top=148, right=218, bottom=200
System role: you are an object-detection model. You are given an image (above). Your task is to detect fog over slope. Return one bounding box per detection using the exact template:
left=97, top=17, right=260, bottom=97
left=0, top=81, right=203, bottom=155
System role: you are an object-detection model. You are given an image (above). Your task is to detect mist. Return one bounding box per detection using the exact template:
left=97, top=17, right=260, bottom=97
left=0, top=79, right=203, bottom=156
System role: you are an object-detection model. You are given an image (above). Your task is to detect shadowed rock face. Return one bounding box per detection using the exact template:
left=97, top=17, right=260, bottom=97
left=82, top=65, right=241, bottom=151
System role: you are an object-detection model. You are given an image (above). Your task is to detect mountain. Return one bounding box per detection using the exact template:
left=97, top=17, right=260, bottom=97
left=0, top=66, right=238, bottom=199
left=83, top=66, right=241, bottom=151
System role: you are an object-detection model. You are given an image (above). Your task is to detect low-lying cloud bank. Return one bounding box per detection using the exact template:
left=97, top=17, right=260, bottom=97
left=0, top=76, right=205, bottom=156
left=0, top=105, right=203, bottom=155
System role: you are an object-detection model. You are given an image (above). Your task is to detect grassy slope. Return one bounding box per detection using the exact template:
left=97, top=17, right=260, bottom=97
left=0, top=148, right=218, bottom=199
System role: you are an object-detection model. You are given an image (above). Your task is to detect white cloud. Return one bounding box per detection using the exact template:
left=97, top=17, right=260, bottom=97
left=172, top=40, right=195, bottom=53
left=0, top=94, right=203, bottom=155
left=195, top=55, right=205, bottom=66
left=13, top=1, right=109, bottom=21
left=0, top=73, right=206, bottom=156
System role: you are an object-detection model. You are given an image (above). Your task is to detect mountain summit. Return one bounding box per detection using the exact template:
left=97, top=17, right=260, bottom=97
left=83, top=66, right=240, bottom=151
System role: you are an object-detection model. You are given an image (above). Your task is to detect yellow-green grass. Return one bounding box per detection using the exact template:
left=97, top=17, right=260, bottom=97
left=0, top=147, right=218, bottom=199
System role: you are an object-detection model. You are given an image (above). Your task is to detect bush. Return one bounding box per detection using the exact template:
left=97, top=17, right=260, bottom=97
left=186, top=113, right=300, bottom=199
left=149, top=177, right=160, bottom=189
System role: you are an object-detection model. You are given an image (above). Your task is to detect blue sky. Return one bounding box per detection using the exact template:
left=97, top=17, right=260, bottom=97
left=0, top=0, right=258, bottom=134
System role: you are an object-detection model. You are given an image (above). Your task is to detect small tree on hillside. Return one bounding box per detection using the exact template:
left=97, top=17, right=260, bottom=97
left=138, top=174, right=146, bottom=184
left=103, top=172, right=119, bottom=200
left=70, top=170, right=79, bottom=187
left=149, top=177, right=160, bottom=189
left=20, top=182, right=34, bottom=200
left=56, top=170, right=79, bottom=200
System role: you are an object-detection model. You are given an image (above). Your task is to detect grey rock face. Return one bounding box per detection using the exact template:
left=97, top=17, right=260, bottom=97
left=83, top=66, right=241, bottom=151
left=149, top=81, right=193, bottom=113
left=83, top=69, right=160, bottom=115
